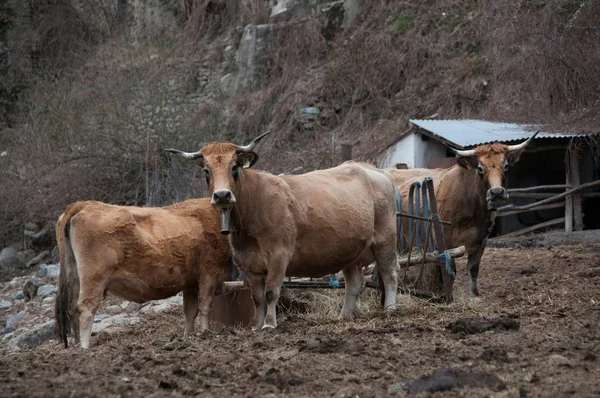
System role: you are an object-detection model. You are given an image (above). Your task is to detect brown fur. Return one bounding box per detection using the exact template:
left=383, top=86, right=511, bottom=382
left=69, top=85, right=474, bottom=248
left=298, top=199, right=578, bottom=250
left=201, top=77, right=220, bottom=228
left=386, top=142, right=525, bottom=296
left=54, top=198, right=231, bottom=348
left=189, top=142, right=399, bottom=330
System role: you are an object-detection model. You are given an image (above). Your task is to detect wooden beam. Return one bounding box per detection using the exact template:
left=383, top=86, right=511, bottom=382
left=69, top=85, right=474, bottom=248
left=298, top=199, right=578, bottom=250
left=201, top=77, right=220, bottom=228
left=509, top=193, right=557, bottom=199
left=398, top=246, right=466, bottom=268
left=496, top=202, right=565, bottom=217
left=496, top=179, right=600, bottom=212
left=565, top=145, right=573, bottom=232
left=569, top=147, right=583, bottom=231
left=507, top=185, right=571, bottom=193
left=500, top=217, right=565, bottom=238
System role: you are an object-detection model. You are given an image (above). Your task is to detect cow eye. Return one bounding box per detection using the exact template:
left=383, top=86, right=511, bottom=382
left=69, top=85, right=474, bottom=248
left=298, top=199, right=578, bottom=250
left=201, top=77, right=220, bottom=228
left=503, top=161, right=509, bottom=171
left=476, top=164, right=484, bottom=175
left=232, top=164, right=239, bottom=180
left=203, top=168, right=210, bottom=184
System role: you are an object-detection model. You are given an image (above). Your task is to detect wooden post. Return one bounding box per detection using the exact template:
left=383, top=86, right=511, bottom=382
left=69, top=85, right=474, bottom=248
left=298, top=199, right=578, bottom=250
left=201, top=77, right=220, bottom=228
left=569, top=145, right=583, bottom=231
left=341, top=143, right=353, bottom=162
left=565, top=144, right=573, bottom=233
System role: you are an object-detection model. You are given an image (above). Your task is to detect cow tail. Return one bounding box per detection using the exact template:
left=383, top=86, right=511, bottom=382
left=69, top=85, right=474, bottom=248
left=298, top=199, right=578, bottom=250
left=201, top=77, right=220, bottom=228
left=54, top=204, right=84, bottom=348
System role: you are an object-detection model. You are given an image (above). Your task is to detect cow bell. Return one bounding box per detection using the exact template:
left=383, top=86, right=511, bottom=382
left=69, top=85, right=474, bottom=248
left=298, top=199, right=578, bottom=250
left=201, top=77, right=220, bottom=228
left=220, top=208, right=232, bottom=235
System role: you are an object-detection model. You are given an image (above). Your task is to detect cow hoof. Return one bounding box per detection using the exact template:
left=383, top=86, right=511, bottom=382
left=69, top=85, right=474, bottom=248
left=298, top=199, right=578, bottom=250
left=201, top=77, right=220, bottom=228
left=261, top=324, right=276, bottom=331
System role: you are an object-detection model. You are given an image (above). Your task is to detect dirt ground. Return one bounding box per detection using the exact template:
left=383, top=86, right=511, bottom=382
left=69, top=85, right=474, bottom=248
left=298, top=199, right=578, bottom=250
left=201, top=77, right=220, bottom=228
left=1, top=244, right=600, bottom=397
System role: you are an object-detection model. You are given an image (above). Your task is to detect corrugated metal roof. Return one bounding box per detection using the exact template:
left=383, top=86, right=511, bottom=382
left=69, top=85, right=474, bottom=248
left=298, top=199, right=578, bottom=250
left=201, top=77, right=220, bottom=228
left=409, top=119, right=596, bottom=149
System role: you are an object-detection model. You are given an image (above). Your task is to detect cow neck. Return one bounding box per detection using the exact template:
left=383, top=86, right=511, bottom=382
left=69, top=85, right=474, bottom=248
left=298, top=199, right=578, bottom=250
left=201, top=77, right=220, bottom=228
left=229, top=168, right=267, bottom=241
left=445, top=165, right=489, bottom=227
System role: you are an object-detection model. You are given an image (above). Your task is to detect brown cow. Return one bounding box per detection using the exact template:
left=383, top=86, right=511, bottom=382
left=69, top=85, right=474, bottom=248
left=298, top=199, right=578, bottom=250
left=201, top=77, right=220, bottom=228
left=386, top=133, right=537, bottom=296
left=164, top=133, right=399, bottom=330
left=54, top=199, right=231, bottom=349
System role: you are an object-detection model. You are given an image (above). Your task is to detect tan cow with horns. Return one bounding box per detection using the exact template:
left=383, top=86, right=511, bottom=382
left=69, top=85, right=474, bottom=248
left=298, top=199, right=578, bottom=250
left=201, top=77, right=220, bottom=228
left=386, top=132, right=538, bottom=296
left=164, top=133, right=399, bottom=330
left=54, top=199, right=231, bottom=349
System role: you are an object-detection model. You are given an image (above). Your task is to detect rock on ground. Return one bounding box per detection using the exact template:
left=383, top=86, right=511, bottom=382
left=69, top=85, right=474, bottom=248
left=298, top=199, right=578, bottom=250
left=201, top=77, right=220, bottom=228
left=7, top=320, right=55, bottom=350
left=0, top=247, right=23, bottom=269
left=0, top=300, right=12, bottom=310
left=37, top=264, right=60, bottom=278
left=37, top=284, right=57, bottom=297
left=5, top=311, right=27, bottom=331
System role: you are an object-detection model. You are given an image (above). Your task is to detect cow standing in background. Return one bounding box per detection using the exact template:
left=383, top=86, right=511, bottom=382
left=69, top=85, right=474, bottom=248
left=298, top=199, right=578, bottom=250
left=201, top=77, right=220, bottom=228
left=55, top=199, right=231, bottom=349
left=165, top=133, right=399, bottom=330
left=386, top=133, right=537, bottom=296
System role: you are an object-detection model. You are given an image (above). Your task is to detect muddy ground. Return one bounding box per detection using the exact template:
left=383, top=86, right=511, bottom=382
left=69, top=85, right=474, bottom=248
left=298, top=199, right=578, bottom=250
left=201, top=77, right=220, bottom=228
left=1, top=244, right=600, bottom=397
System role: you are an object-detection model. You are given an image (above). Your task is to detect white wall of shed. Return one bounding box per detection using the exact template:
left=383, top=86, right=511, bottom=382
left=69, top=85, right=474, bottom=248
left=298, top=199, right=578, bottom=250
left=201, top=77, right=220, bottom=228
left=378, top=132, right=449, bottom=169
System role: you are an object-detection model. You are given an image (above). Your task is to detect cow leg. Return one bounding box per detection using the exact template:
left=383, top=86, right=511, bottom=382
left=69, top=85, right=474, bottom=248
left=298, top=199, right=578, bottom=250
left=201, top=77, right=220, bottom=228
left=374, top=247, right=398, bottom=311
left=263, top=261, right=287, bottom=329
left=182, top=285, right=199, bottom=338
left=246, top=274, right=266, bottom=331
left=75, top=283, right=105, bottom=349
left=467, top=239, right=487, bottom=297
left=340, top=265, right=364, bottom=318
left=198, top=276, right=218, bottom=332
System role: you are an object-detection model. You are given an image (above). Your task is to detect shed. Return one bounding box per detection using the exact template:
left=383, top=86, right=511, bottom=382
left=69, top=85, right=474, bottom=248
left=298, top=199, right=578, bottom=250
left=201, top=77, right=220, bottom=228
left=377, top=119, right=600, bottom=237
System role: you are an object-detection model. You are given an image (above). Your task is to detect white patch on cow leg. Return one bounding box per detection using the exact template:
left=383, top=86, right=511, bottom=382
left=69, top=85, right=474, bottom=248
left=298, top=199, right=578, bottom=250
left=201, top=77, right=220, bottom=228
left=375, top=250, right=398, bottom=310
left=74, top=280, right=104, bottom=349
left=467, top=239, right=486, bottom=297
left=79, top=308, right=94, bottom=349
left=197, top=277, right=217, bottom=332
left=247, top=275, right=266, bottom=331
left=183, top=286, right=199, bottom=337
left=340, top=266, right=364, bottom=318
left=263, top=262, right=287, bottom=329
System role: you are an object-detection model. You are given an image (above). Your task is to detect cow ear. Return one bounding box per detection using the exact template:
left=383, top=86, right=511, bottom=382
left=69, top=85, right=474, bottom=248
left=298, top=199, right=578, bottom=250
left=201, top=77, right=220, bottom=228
left=457, top=156, right=478, bottom=170
left=506, top=150, right=523, bottom=166
left=238, top=151, right=259, bottom=168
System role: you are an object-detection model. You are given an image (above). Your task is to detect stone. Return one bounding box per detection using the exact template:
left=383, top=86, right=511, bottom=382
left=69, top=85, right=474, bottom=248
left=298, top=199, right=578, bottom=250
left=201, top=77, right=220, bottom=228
left=108, top=315, right=142, bottom=325
left=91, top=322, right=113, bottom=335
left=42, top=296, right=55, bottom=304
left=168, top=295, right=183, bottom=305
left=2, top=332, right=14, bottom=341
left=0, top=247, right=24, bottom=269
left=5, top=311, right=27, bottom=330
left=24, top=222, right=38, bottom=232
left=233, top=23, right=282, bottom=93
left=300, top=107, right=319, bottom=115
left=37, top=284, right=57, bottom=297
left=94, top=314, right=111, bottom=323
left=106, top=305, right=122, bottom=315
left=120, top=301, right=142, bottom=313
left=140, top=302, right=176, bottom=314
left=270, top=0, right=308, bottom=19
left=342, top=0, right=359, bottom=28
left=8, top=320, right=55, bottom=349
left=11, top=291, right=24, bottom=300
left=0, top=300, right=12, bottom=310
left=549, top=354, right=571, bottom=367
left=37, top=264, right=60, bottom=279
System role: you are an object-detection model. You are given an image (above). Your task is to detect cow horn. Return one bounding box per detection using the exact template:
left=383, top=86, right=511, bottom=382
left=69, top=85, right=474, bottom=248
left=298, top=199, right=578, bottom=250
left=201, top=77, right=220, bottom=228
left=507, top=131, right=539, bottom=153
left=236, top=131, right=271, bottom=153
left=449, top=147, right=476, bottom=157
left=163, top=148, right=204, bottom=160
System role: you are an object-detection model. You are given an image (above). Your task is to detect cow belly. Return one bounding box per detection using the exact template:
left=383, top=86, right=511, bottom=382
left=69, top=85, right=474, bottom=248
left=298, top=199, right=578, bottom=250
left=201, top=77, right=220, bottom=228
left=285, top=239, right=374, bottom=278
left=106, top=267, right=188, bottom=303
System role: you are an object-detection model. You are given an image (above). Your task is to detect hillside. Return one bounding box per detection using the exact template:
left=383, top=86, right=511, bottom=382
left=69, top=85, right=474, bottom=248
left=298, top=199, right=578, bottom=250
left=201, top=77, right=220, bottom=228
left=0, top=0, right=599, bottom=247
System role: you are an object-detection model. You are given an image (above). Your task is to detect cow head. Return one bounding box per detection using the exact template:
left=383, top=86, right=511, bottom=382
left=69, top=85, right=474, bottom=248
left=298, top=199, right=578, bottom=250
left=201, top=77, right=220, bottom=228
left=164, top=132, right=271, bottom=234
left=450, top=131, right=538, bottom=210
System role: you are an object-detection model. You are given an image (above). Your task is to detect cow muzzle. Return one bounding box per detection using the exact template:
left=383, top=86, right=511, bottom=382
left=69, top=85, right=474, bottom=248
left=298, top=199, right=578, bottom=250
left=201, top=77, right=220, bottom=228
left=211, top=190, right=236, bottom=235
left=486, top=187, right=509, bottom=211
